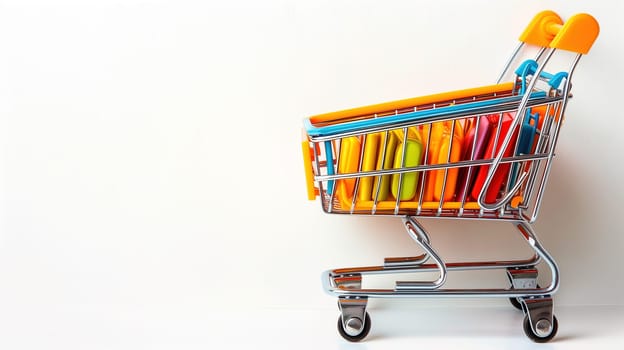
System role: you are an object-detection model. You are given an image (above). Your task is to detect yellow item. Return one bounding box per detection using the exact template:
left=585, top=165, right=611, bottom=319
left=358, top=133, right=381, bottom=201
left=372, top=132, right=399, bottom=201
left=336, top=136, right=361, bottom=201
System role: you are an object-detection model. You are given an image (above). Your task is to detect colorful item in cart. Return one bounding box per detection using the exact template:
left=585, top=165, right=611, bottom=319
left=421, top=120, right=464, bottom=202
left=324, top=141, right=335, bottom=195
left=457, top=109, right=540, bottom=202
left=358, top=133, right=382, bottom=201
left=372, top=131, right=399, bottom=201
left=336, top=136, right=362, bottom=200
left=507, top=111, right=540, bottom=190
left=332, top=109, right=549, bottom=208
left=307, top=64, right=579, bottom=208
left=456, top=115, right=492, bottom=201
left=336, top=127, right=425, bottom=205
left=391, top=128, right=424, bottom=201
left=471, top=113, right=518, bottom=203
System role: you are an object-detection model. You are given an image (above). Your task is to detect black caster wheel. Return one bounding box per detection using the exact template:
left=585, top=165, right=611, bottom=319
left=523, top=314, right=558, bottom=343
left=337, top=312, right=371, bottom=342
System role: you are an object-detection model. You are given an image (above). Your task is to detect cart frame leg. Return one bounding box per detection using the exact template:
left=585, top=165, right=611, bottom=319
left=515, top=220, right=559, bottom=295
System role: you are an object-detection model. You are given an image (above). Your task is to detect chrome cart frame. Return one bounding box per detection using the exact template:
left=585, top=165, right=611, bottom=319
left=301, top=11, right=599, bottom=342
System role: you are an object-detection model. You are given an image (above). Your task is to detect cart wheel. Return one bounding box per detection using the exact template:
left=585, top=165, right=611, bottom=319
left=509, top=284, right=540, bottom=310
left=337, top=312, right=371, bottom=342
left=523, top=314, right=558, bottom=343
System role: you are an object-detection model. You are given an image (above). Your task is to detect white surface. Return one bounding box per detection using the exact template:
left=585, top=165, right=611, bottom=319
left=1, top=0, right=623, bottom=348
left=1, top=303, right=623, bottom=349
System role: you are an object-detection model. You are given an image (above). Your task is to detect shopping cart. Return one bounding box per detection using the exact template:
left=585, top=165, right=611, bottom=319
left=301, top=11, right=599, bottom=342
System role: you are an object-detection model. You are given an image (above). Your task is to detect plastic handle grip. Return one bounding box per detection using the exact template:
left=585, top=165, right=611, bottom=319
left=522, top=12, right=600, bottom=54
left=550, top=13, right=599, bottom=54
left=546, top=23, right=563, bottom=36
left=519, top=10, right=564, bottom=48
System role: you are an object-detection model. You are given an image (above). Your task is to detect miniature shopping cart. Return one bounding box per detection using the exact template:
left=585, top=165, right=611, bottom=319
left=301, top=11, right=599, bottom=342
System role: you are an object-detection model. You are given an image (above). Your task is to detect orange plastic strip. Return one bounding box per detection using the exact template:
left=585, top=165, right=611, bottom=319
left=337, top=196, right=482, bottom=211
left=308, top=82, right=514, bottom=125
left=301, top=137, right=317, bottom=200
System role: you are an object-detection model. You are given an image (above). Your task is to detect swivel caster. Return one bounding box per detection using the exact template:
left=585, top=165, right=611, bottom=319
left=337, top=296, right=369, bottom=342
left=523, top=314, right=558, bottom=343
left=521, top=297, right=557, bottom=342
left=337, top=312, right=371, bottom=342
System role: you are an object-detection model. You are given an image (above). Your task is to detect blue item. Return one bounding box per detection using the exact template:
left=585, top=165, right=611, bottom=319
left=518, top=112, right=539, bottom=154
left=509, top=111, right=539, bottom=188
left=324, top=141, right=335, bottom=195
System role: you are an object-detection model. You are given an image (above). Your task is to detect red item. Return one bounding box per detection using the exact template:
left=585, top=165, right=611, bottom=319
left=471, top=113, right=519, bottom=203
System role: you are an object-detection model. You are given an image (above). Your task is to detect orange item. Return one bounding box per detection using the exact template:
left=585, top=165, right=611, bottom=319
left=421, top=120, right=464, bottom=202
left=301, top=136, right=316, bottom=200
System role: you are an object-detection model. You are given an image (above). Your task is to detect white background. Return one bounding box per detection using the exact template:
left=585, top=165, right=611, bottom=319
left=1, top=0, right=623, bottom=349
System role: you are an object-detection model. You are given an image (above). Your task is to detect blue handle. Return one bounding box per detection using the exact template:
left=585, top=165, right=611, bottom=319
left=515, top=59, right=568, bottom=90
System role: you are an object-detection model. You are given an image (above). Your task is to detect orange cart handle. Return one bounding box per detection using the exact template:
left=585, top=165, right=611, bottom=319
left=520, top=11, right=600, bottom=54
left=550, top=13, right=599, bottom=54
left=519, top=10, right=564, bottom=48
